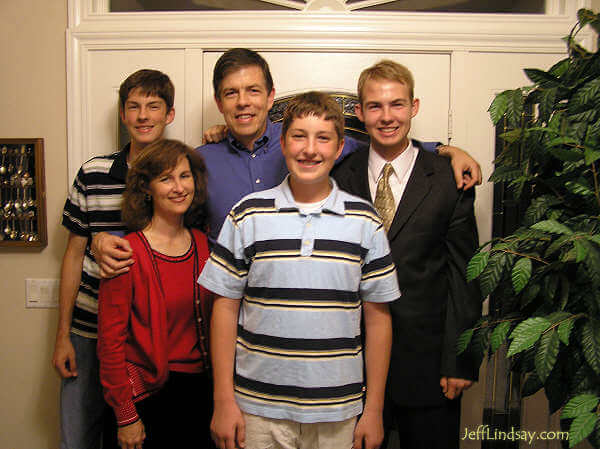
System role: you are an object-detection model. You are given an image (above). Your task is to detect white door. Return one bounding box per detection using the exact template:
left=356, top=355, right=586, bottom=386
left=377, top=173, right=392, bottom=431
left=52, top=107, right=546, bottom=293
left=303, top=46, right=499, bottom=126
left=202, top=51, right=451, bottom=144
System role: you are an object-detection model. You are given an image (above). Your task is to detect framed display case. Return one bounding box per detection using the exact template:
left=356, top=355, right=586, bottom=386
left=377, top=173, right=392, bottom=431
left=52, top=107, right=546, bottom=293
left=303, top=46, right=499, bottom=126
left=0, top=138, right=47, bottom=248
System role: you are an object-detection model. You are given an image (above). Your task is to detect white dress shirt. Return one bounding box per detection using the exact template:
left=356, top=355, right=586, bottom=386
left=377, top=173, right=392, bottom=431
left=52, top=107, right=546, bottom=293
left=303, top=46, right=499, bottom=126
left=368, top=141, right=419, bottom=209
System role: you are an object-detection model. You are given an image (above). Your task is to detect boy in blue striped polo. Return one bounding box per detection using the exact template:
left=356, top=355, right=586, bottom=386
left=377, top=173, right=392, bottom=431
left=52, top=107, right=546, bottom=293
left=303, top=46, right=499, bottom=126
left=199, top=91, right=399, bottom=449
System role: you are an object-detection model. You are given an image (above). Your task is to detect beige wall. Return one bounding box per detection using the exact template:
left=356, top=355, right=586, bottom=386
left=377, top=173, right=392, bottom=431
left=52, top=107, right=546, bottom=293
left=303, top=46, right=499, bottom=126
left=0, top=1, right=67, bottom=448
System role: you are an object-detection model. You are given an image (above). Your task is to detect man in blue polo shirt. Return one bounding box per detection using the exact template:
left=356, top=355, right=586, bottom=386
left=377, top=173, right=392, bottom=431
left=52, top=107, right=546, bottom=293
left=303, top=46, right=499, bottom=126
left=92, top=48, right=481, bottom=273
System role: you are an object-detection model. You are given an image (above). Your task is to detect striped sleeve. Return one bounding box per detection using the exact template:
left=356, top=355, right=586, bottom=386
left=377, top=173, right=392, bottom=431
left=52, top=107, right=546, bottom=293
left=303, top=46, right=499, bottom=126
left=62, top=167, right=91, bottom=237
left=359, top=222, right=400, bottom=303
left=197, top=210, right=250, bottom=299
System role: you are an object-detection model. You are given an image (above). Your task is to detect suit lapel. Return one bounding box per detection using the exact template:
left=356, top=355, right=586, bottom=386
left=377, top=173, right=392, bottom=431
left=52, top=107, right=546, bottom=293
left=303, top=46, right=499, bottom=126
left=387, top=150, right=434, bottom=242
left=343, top=149, right=371, bottom=202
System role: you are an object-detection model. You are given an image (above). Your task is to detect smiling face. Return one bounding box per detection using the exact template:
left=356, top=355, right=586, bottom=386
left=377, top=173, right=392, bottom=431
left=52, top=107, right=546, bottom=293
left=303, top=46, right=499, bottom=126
left=215, top=65, right=275, bottom=150
left=148, top=155, right=195, bottom=221
left=356, top=78, right=419, bottom=160
left=281, top=114, right=344, bottom=203
left=120, top=87, right=175, bottom=156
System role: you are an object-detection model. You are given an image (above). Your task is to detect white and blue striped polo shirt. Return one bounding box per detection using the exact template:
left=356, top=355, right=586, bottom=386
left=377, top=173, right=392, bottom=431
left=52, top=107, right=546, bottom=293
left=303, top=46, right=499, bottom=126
left=199, top=176, right=400, bottom=423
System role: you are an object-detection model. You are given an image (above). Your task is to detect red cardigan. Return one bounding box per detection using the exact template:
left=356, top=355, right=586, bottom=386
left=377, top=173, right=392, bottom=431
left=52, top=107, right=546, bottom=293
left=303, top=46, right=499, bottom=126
left=97, top=229, right=212, bottom=426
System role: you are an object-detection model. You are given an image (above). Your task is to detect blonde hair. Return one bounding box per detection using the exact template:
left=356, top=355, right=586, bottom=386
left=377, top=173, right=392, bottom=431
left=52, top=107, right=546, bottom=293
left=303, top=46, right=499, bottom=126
left=357, top=60, right=415, bottom=104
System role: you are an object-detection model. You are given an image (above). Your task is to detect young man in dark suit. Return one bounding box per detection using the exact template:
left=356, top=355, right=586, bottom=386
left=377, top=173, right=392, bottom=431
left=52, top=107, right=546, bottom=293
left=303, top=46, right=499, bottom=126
left=333, top=60, right=482, bottom=449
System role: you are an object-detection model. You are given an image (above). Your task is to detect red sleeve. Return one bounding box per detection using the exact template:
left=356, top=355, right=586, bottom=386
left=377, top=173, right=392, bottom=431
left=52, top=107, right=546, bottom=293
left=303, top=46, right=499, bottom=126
left=97, top=270, right=140, bottom=426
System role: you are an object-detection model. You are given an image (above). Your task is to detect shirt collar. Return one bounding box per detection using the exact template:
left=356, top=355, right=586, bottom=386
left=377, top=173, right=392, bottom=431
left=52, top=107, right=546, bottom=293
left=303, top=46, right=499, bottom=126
left=368, top=140, right=416, bottom=184
left=110, top=142, right=131, bottom=182
left=227, top=119, right=276, bottom=154
left=276, top=175, right=346, bottom=216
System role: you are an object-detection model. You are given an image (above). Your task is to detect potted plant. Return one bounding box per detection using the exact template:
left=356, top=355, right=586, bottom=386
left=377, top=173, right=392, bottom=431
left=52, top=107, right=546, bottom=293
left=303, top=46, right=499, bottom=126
left=458, top=9, right=600, bottom=448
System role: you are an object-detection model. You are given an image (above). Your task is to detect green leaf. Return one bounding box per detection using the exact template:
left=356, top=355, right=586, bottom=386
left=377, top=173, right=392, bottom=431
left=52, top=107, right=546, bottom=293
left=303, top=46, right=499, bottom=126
left=574, top=240, right=589, bottom=263
left=488, top=90, right=511, bottom=125
left=512, top=257, right=532, bottom=293
left=583, top=242, right=600, bottom=288
left=568, top=412, right=598, bottom=447
left=467, top=251, right=489, bottom=282
left=562, top=394, right=600, bottom=419
left=546, top=234, right=572, bottom=257
left=569, top=78, right=600, bottom=114
left=548, top=57, right=569, bottom=78
left=585, top=147, right=600, bottom=165
left=498, top=129, right=523, bottom=144
left=582, top=320, right=600, bottom=376
left=532, top=220, right=574, bottom=235
left=506, top=89, right=525, bottom=128
left=547, top=136, right=580, bottom=148
left=569, top=109, right=598, bottom=124
left=489, top=166, right=522, bottom=183
left=544, top=274, right=559, bottom=301
left=524, top=68, right=560, bottom=86
left=548, top=146, right=584, bottom=162
left=558, top=274, right=570, bottom=310
left=524, top=195, right=560, bottom=226
left=490, top=321, right=512, bottom=353
left=521, top=283, right=541, bottom=309
left=558, top=317, right=576, bottom=345
left=507, top=317, right=551, bottom=357
left=588, top=235, right=600, bottom=246
left=456, top=328, right=474, bottom=355
left=535, top=328, right=560, bottom=382
left=565, top=179, right=594, bottom=197
left=539, top=87, right=558, bottom=123
left=479, top=253, right=507, bottom=298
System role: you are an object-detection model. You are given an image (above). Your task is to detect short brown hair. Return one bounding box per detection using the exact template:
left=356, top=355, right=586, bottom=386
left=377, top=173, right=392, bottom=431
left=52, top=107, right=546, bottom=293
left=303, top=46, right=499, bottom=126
left=357, top=60, right=415, bottom=104
left=213, top=48, right=274, bottom=98
left=119, top=69, right=175, bottom=111
left=122, top=139, right=207, bottom=231
left=281, top=91, right=344, bottom=142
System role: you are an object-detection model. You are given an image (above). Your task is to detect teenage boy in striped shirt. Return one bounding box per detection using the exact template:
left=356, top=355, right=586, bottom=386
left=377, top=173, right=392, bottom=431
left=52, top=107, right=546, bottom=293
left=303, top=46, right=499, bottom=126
left=199, top=91, right=399, bottom=449
left=51, top=69, right=175, bottom=449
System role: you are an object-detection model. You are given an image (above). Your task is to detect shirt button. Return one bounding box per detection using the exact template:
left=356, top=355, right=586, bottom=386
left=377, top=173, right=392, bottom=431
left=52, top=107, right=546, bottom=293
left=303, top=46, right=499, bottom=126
left=197, top=317, right=202, bottom=322
left=304, top=240, right=310, bottom=245
left=196, top=300, right=200, bottom=305
left=306, top=223, right=311, bottom=227
left=255, top=178, right=261, bottom=184
left=251, top=153, right=256, bottom=158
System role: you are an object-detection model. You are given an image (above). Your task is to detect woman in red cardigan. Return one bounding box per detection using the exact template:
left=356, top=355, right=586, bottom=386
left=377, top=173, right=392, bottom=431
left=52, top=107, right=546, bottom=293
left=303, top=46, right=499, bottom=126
left=98, top=139, right=215, bottom=449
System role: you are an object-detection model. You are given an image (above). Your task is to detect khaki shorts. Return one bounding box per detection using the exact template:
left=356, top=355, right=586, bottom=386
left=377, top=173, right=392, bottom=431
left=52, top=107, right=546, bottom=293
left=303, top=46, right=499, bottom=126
left=243, top=412, right=357, bottom=449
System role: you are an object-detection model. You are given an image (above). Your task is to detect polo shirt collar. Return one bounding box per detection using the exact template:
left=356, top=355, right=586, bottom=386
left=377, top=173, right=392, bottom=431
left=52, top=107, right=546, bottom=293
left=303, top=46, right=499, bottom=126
left=109, top=142, right=131, bottom=182
left=227, top=119, right=277, bottom=154
left=277, top=175, right=346, bottom=216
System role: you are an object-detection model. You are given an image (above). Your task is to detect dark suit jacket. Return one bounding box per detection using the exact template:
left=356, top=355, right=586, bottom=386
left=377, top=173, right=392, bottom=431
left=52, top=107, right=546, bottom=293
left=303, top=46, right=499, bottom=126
left=332, top=140, right=482, bottom=407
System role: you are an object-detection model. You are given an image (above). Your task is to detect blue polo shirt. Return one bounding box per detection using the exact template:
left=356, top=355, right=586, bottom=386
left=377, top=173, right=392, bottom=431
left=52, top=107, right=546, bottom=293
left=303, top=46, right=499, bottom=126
left=197, top=120, right=440, bottom=244
left=198, top=177, right=400, bottom=423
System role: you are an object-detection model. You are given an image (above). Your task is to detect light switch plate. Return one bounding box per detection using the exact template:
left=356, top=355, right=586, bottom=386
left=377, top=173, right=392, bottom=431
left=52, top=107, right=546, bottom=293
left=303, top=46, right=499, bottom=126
left=26, top=278, right=60, bottom=308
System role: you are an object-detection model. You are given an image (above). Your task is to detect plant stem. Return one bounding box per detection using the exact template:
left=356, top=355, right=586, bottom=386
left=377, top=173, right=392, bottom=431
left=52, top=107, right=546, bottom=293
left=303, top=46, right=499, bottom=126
left=495, top=248, right=550, bottom=265
left=591, top=161, right=600, bottom=209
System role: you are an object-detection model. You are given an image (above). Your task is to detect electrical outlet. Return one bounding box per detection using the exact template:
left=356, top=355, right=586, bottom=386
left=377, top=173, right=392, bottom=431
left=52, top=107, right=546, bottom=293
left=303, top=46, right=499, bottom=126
left=26, top=278, right=60, bottom=308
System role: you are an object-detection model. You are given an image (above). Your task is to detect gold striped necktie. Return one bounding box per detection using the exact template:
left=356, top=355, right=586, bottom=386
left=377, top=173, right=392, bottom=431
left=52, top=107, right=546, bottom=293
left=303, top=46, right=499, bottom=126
left=374, top=163, right=395, bottom=231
